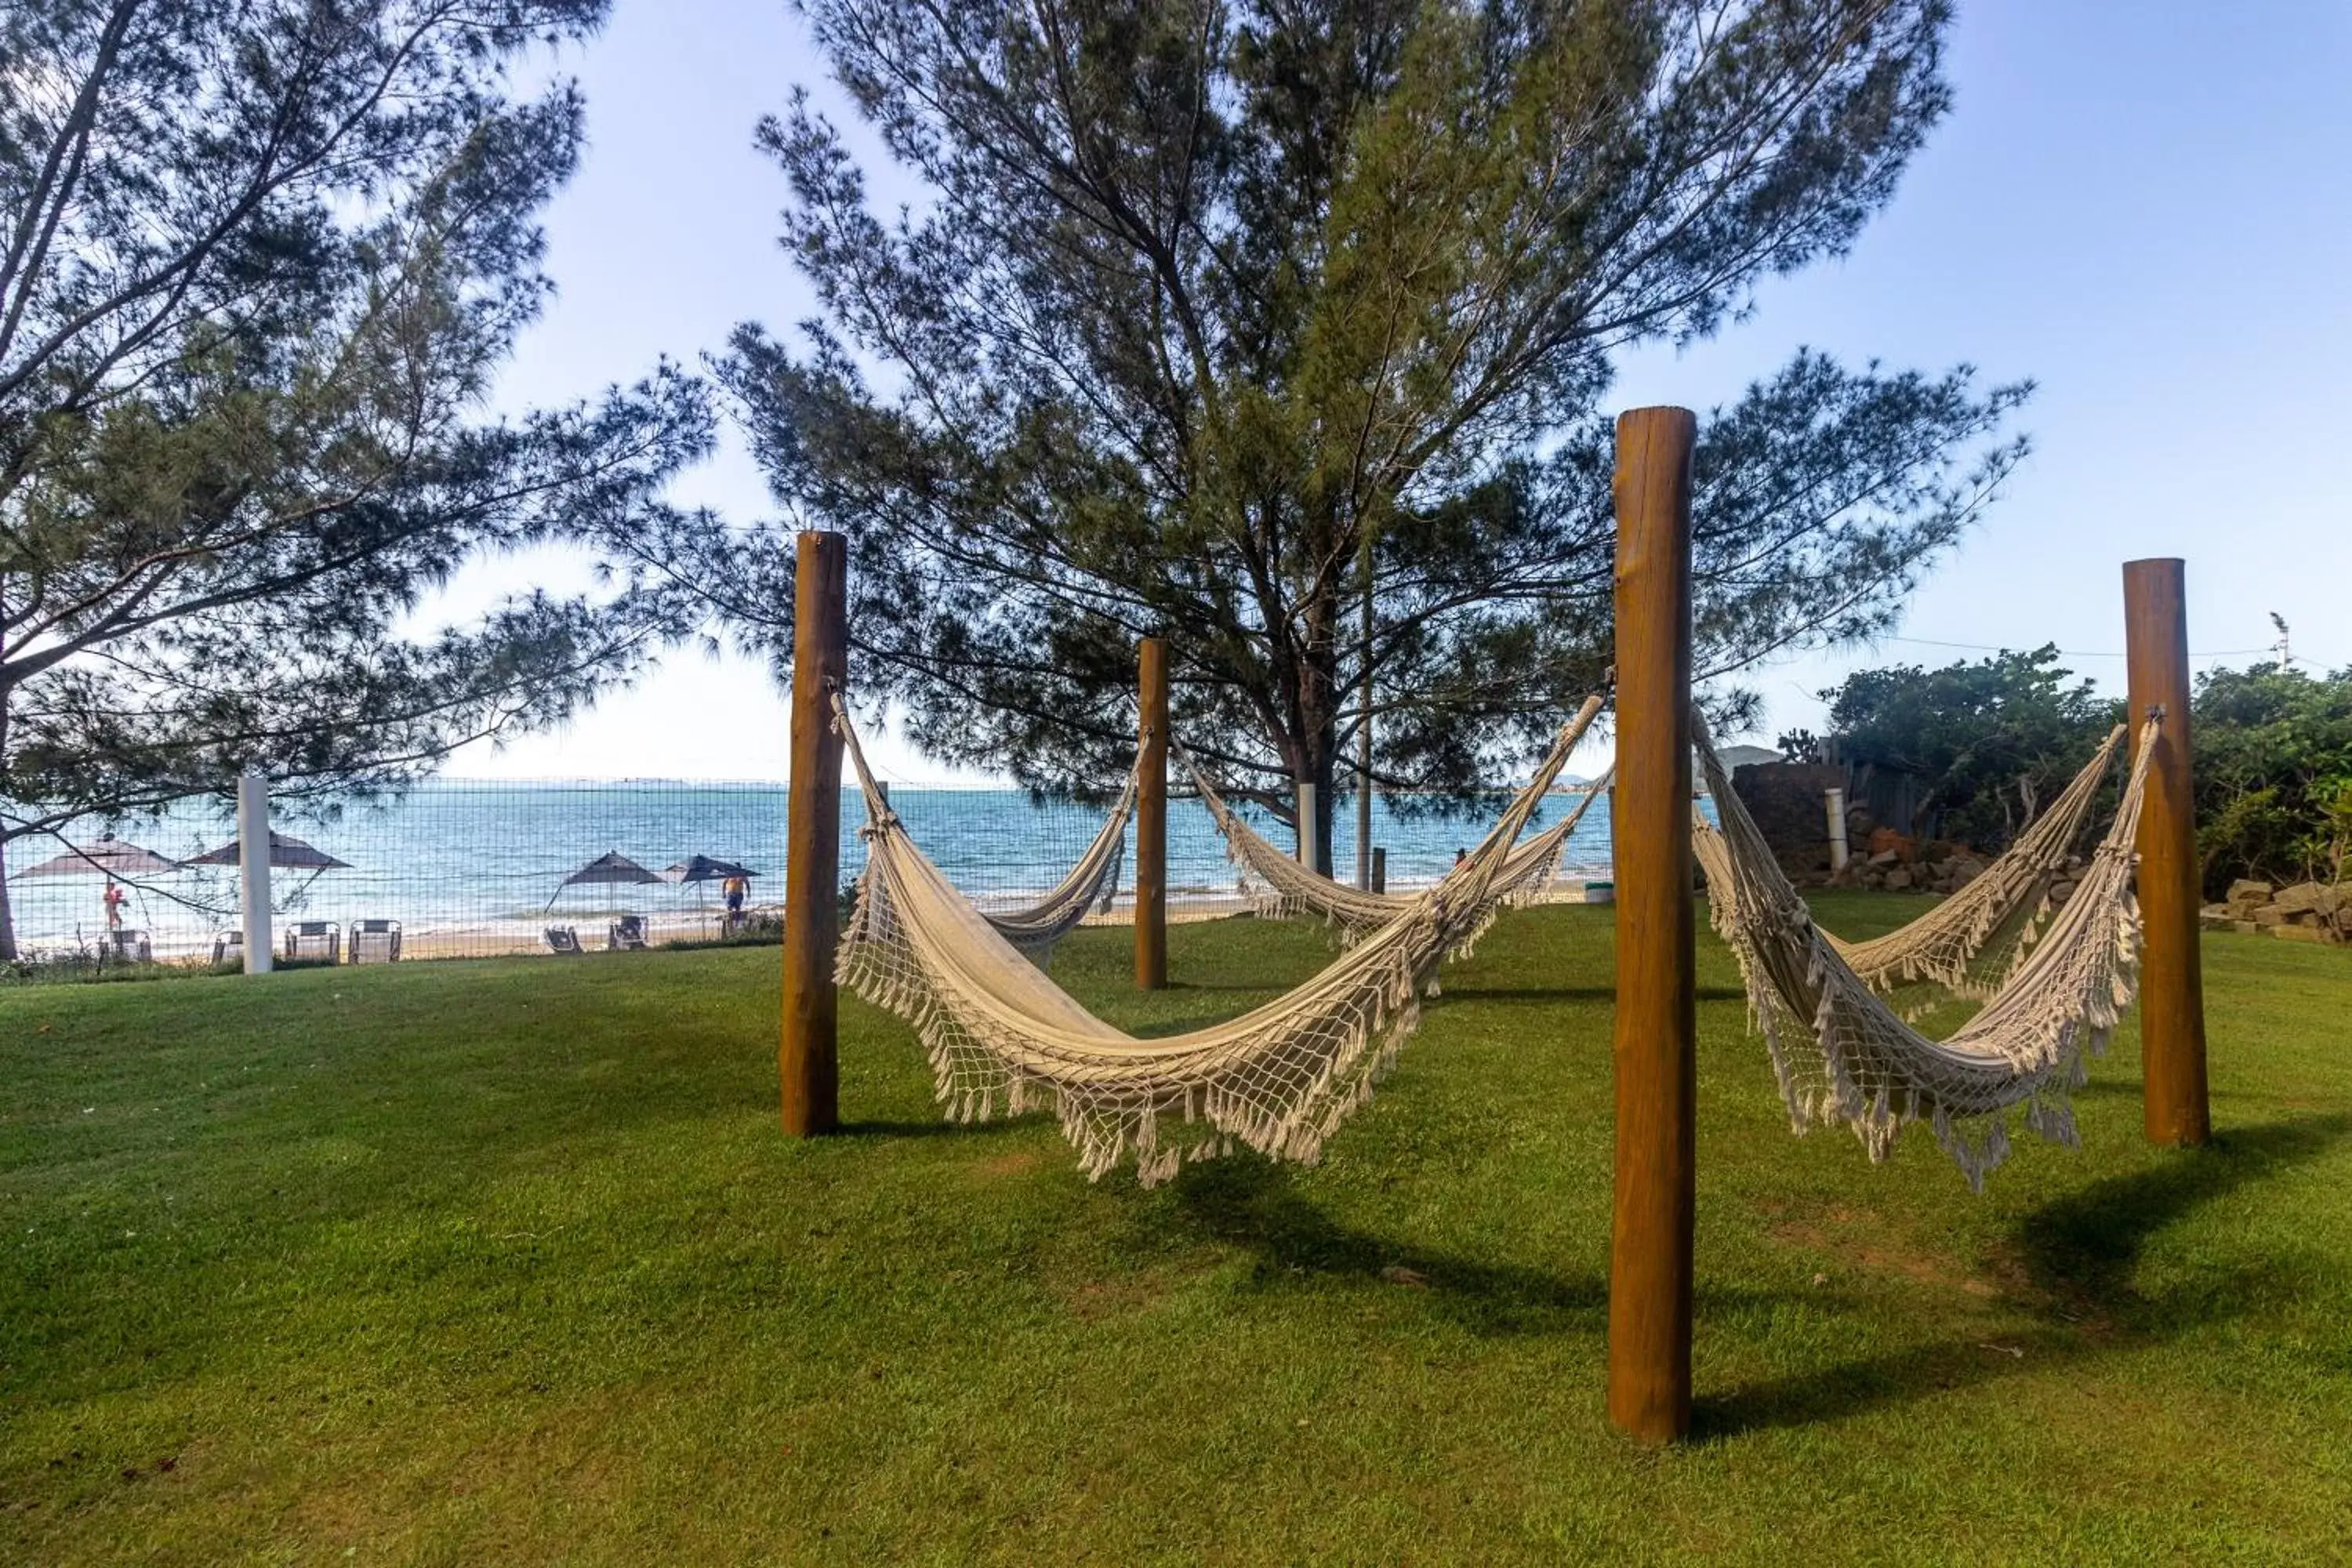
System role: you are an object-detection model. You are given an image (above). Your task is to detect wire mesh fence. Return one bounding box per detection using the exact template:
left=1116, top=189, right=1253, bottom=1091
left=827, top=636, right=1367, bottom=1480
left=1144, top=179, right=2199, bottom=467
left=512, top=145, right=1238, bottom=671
left=2, top=775, right=1618, bottom=975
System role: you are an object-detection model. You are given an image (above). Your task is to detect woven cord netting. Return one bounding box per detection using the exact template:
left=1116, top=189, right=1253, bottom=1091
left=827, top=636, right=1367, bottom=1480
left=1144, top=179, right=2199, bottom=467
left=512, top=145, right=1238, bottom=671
left=1694, top=712, right=2158, bottom=1190
left=836, top=693, right=1603, bottom=1185
left=1824, top=725, right=2130, bottom=999
left=1186, top=753, right=1614, bottom=942
left=979, top=750, right=1142, bottom=961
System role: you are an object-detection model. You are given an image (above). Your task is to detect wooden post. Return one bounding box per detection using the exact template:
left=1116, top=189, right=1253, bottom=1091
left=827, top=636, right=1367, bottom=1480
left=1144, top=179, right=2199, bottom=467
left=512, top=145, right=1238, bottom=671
left=1135, top=636, right=1169, bottom=990
left=781, top=531, right=848, bottom=1136
left=1607, top=405, right=1697, bottom=1445
left=2123, top=558, right=2210, bottom=1146
left=1370, top=846, right=1387, bottom=895
left=1296, top=780, right=1319, bottom=866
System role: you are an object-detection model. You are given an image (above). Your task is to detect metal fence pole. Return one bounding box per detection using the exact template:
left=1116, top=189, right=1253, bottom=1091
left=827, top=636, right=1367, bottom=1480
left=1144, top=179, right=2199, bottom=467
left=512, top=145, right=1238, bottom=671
left=238, top=771, right=274, bottom=975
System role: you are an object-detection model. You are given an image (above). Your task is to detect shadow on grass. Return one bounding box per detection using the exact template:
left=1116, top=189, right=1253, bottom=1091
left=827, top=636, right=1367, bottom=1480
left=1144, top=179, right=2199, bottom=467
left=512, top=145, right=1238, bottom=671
left=1432, top=984, right=1747, bottom=1005
left=1694, top=1112, right=2352, bottom=1440
left=2016, top=1112, right=2352, bottom=1315
left=838, top=1116, right=1027, bottom=1141
left=1162, top=1156, right=1606, bottom=1337
left=1160, top=1160, right=1824, bottom=1345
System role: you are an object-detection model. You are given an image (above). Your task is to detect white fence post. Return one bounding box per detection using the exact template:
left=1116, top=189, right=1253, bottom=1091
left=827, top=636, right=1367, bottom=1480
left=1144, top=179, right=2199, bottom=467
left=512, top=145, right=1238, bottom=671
left=1824, top=786, right=1849, bottom=873
left=1296, top=779, right=1319, bottom=867
left=238, top=771, right=273, bottom=975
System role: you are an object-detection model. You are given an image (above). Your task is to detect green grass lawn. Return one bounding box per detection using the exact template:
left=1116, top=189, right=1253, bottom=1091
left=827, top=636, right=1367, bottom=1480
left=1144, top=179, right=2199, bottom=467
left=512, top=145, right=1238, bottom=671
left=4, top=899, right=2349, bottom=1564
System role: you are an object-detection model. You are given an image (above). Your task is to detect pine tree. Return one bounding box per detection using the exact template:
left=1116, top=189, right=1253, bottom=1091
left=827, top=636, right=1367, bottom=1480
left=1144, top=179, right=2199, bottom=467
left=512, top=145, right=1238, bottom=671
left=691, top=0, right=2027, bottom=868
left=0, top=2, right=713, bottom=956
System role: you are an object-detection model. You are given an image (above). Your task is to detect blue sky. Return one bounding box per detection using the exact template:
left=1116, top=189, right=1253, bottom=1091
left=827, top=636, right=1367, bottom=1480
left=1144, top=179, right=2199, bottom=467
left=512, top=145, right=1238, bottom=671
left=437, top=0, right=2352, bottom=781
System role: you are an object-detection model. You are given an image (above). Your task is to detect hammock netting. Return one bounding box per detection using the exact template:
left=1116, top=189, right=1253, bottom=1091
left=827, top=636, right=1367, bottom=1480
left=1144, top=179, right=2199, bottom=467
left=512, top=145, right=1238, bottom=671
left=1187, top=751, right=1613, bottom=942
left=1694, top=713, right=2159, bottom=1189
left=836, top=693, right=1605, bottom=1185
left=978, top=750, right=1139, bottom=959
left=1824, top=724, right=2130, bottom=998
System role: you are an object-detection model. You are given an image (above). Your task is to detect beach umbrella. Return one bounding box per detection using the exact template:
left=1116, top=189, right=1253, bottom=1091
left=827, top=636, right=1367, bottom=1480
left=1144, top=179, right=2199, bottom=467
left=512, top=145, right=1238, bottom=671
left=665, top=855, right=759, bottom=884
left=184, top=831, right=354, bottom=871
left=16, top=835, right=180, bottom=879
left=546, top=850, right=663, bottom=911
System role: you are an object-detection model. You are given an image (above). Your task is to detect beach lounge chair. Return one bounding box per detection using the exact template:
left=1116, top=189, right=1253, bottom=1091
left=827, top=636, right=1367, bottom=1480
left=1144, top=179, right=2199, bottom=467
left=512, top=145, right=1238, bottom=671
left=211, top=931, right=243, bottom=965
left=348, top=919, right=402, bottom=963
left=608, top=914, right=650, bottom=951
left=283, top=920, right=340, bottom=964
left=107, top=929, right=153, bottom=963
left=544, top=926, right=585, bottom=955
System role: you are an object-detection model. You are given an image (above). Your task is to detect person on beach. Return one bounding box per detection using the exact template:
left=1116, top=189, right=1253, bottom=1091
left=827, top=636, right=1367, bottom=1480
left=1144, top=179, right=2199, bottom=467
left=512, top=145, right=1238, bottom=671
left=103, top=879, right=125, bottom=930
left=723, top=873, right=749, bottom=931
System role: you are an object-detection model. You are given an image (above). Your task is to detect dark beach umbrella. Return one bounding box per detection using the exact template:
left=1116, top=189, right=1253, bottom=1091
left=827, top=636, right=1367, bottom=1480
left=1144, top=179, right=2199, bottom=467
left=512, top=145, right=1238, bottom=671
left=546, top=850, right=663, bottom=911
left=666, top=855, right=759, bottom=885
left=185, top=831, right=354, bottom=872
left=18, top=835, right=179, bottom=879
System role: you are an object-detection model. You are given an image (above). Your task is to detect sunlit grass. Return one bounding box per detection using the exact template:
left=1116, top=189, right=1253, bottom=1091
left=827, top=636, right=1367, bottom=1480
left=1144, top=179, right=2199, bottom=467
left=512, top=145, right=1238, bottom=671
left=4, top=902, right=2347, bottom=1562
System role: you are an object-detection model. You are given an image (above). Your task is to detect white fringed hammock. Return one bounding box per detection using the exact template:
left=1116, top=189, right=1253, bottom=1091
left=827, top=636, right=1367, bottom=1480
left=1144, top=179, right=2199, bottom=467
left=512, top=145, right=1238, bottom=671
left=1820, top=724, right=2131, bottom=999
left=978, top=748, right=1142, bottom=960
left=1186, top=751, right=1613, bottom=942
left=1694, top=713, right=2159, bottom=1189
left=835, top=693, right=1605, bottom=1185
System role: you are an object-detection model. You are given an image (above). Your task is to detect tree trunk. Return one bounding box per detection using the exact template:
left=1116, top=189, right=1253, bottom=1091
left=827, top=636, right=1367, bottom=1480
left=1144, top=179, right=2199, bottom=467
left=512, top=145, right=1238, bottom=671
left=1356, top=574, right=1374, bottom=889
left=1312, top=744, right=1338, bottom=879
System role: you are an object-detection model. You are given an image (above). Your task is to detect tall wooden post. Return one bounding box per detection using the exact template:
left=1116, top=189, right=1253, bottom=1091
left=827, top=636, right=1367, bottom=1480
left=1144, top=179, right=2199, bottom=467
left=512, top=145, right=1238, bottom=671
left=1607, top=406, right=1697, bottom=1445
left=1135, top=636, right=1169, bottom=990
left=781, top=531, right=848, bottom=1136
left=2123, top=558, right=2210, bottom=1146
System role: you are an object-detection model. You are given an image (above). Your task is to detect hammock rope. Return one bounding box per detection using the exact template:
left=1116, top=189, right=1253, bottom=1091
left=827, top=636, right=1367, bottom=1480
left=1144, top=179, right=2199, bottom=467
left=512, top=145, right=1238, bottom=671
left=1185, top=751, right=1614, bottom=941
left=1822, top=724, right=2130, bottom=998
left=834, top=691, right=1606, bottom=1185
left=1694, top=710, right=2159, bottom=1189
left=977, top=745, right=1143, bottom=960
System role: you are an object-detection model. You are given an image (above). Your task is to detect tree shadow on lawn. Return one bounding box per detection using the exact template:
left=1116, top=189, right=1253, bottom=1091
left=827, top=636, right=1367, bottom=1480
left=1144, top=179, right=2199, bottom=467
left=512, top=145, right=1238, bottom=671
left=1160, top=1157, right=1807, bottom=1341
left=839, top=1116, right=1029, bottom=1141
left=1432, top=984, right=1747, bottom=1005
left=1693, top=1112, right=2351, bottom=1440
left=2014, top=1112, right=2351, bottom=1318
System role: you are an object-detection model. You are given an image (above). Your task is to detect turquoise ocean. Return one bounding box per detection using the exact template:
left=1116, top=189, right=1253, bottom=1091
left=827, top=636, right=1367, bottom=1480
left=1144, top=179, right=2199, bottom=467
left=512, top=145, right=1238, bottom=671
left=2, top=780, right=1620, bottom=960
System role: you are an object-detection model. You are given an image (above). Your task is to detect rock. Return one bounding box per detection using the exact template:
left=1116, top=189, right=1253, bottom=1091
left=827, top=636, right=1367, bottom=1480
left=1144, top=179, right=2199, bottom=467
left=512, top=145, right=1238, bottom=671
left=2251, top=905, right=2288, bottom=927
left=1951, top=857, right=1987, bottom=882
left=2231, top=920, right=2261, bottom=934
left=1867, top=827, right=1914, bottom=861
left=2275, top=882, right=2327, bottom=914
left=1885, top=868, right=1915, bottom=891
left=2200, top=908, right=2237, bottom=931
left=2226, top=878, right=2274, bottom=907
left=2271, top=924, right=2336, bottom=945
left=2049, top=880, right=2075, bottom=905
left=1867, top=848, right=1901, bottom=868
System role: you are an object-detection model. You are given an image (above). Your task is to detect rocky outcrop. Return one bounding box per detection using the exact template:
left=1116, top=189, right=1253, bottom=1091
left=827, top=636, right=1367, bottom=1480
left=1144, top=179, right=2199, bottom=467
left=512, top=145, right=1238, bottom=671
left=1823, top=840, right=2011, bottom=897
left=2201, top=879, right=2348, bottom=946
